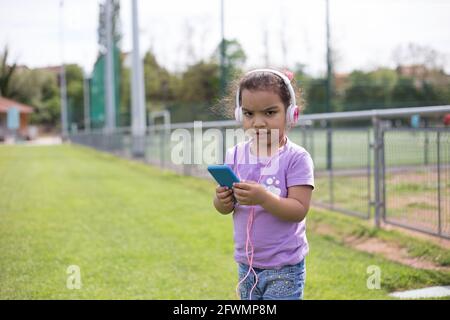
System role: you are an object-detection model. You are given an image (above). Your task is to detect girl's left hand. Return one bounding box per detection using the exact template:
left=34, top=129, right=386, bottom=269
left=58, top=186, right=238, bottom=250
left=232, top=180, right=268, bottom=206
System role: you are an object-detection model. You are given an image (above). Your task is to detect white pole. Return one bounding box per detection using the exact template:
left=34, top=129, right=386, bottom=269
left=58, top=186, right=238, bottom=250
left=59, top=0, right=68, bottom=138
left=131, top=0, right=147, bottom=156
left=105, top=0, right=116, bottom=133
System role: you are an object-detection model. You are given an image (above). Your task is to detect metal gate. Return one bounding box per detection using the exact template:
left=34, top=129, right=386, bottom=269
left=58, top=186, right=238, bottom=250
left=381, top=128, right=450, bottom=239
left=305, top=127, right=372, bottom=219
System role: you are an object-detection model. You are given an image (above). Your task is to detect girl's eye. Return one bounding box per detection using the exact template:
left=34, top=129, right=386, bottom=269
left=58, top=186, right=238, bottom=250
left=243, top=112, right=253, bottom=117
left=266, top=111, right=276, bottom=116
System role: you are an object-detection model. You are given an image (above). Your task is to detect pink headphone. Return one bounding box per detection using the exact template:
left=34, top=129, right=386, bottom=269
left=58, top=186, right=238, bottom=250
left=235, top=68, right=300, bottom=127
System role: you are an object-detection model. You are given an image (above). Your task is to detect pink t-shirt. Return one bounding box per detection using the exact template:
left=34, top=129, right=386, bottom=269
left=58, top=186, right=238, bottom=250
left=224, top=136, right=315, bottom=269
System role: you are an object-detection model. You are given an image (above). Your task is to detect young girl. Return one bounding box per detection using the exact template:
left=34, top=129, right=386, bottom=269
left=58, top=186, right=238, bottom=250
left=213, top=69, right=315, bottom=300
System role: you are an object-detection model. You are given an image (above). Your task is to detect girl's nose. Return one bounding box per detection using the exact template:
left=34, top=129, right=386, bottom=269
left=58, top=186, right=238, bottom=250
left=253, top=116, right=266, bottom=128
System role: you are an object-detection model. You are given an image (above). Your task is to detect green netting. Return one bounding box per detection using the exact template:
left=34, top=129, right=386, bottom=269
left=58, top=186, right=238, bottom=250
left=89, top=45, right=121, bottom=129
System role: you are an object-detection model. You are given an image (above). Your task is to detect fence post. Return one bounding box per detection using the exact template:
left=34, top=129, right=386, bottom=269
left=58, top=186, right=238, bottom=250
left=372, top=115, right=382, bottom=228
left=367, top=129, right=372, bottom=219
left=160, top=129, right=165, bottom=168
left=302, top=126, right=307, bottom=148
left=424, top=119, right=429, bottom=165
left=437, top=131, right=441, bottom=236
left=328, top=126, right=334, bottom=208
left=183, top=129, right=193, bottom=176
left=221, top=127, right=227, bottom=164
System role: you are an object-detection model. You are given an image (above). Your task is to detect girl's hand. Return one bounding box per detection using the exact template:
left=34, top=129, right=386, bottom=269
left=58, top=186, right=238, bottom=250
left=232, top=180, right=268, bottom=206
left=215, top=185, right=235, bottom=207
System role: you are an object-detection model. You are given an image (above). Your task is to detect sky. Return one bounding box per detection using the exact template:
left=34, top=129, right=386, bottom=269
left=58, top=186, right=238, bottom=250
left=1, top=0, right=450, bottom=76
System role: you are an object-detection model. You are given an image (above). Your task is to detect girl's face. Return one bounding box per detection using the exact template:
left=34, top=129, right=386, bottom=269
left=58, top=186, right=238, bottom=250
left=241, top=89, right=287, bottom=146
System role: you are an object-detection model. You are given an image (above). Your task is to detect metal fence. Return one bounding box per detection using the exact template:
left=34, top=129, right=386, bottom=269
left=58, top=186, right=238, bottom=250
left=69, top=105, right=450, bottom=239
left=381, top=127, right=450, bottom=238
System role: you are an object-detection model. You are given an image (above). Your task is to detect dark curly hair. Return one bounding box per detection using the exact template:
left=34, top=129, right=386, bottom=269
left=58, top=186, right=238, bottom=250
left=212, top=69, right=305, bottom=120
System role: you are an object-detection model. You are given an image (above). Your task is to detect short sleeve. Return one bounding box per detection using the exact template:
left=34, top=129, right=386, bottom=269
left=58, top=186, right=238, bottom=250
left=286, top=151, right=315, bottom=190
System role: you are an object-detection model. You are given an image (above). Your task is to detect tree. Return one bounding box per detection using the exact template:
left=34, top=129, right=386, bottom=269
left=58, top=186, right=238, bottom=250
left=303, top=79, right=328, bottom=114
left=98, top=0, right=121, bottom=53
left=143, top=50, right=176, bottom=107
left=119, top=53, right=131, bottom=126
left=65, top=64, right=84, bottom=128
left=8, top=67, right=60, bottom=126
left=0, top=45, right=17, bottom=97
left=212, top=38, right=247, bottom=91
left=166, top=61, right=221, bottom=123
left=392, top=43, right=447, bottom=72
left=177, top=61, right=219, bottom=104
left=342, top=68, right=399, bottom=110
left=391, top=77, right=422, bottom=107
left=293, top=64, right=328, bottom=114
left=5, top=63, right=86, bottom=128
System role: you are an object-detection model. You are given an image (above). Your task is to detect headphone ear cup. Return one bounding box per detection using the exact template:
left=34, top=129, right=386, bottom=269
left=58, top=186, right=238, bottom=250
left=235, top=106, right=243, bottom=123
left=293, top=106, right=299, bottom=124
left=286, top=105, right=299, bottom=126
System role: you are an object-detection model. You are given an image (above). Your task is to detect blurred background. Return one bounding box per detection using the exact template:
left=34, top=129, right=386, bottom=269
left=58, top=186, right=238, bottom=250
left=1, top=0, right=450, bottom=132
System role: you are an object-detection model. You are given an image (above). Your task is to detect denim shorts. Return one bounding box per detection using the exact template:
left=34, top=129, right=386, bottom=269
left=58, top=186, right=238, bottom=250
left=237, top=259, right=306, bottom=300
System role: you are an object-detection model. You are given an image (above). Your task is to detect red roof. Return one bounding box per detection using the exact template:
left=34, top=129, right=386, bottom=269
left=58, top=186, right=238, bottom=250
left=0, top=97, right=34, bottom=114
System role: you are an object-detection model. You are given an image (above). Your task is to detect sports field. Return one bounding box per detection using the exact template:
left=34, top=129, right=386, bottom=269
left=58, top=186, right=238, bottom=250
left=1, top=144, right=449, bottom=299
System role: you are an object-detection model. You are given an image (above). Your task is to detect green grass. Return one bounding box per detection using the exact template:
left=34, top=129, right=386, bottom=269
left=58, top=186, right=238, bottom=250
left=0, top=144, right=449, bottom=299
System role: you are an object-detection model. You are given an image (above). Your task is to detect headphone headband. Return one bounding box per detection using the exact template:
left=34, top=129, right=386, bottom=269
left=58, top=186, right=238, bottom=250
left=235, top=69, right=297, bottom=109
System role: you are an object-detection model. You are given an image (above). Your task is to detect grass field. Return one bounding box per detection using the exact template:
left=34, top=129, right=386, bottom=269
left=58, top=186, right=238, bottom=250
left=1, top=144, right=449, bottom=299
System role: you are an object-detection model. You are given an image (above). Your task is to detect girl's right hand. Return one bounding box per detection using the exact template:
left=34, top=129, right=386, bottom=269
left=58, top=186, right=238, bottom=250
left=215, top=185, right=235, bottom=207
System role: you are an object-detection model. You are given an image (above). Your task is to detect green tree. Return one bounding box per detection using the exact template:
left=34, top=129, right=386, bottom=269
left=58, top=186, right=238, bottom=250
left=143, top=51, right=176, bottom=108
left=168, top=61, right=221, bottom=122
left=7, top=64, right=85, bottom=128
left=293, top=64, right=328, bottom=114
left=391, top=77, right=423, bottom=107
left=65, top=64, right=84, bottom=128
left=0, top=45, right=17, bottom=97
left=176, top=61, right=219, bottom=103
left=343, top=69, right=398, bottom=110
left=119, top=53, right=131, bottom=126
left=8, top=68, right=60, bottom=126
left=212, top=38, right=246, bottom=94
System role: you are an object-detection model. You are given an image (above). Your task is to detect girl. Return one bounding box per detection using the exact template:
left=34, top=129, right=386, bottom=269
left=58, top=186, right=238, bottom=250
left=213, top=69, right=315, bottom=300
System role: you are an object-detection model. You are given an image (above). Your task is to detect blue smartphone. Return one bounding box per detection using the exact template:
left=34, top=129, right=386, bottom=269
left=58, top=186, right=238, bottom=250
left=207, top=165, right=240, bottom=189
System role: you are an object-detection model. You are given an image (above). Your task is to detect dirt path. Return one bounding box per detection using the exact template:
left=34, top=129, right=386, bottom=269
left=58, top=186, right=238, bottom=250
left=310, top=223, right=450, bottom=273
left=24, top=136, right=62, bottom=146
left=345, top=235, right=450, bottom=272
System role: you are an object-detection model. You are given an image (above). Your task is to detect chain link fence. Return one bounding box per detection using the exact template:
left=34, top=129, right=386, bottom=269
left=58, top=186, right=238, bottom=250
left=381, top=128, right=450, bottom=238
left=69, top=105, right=450, bottom=239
